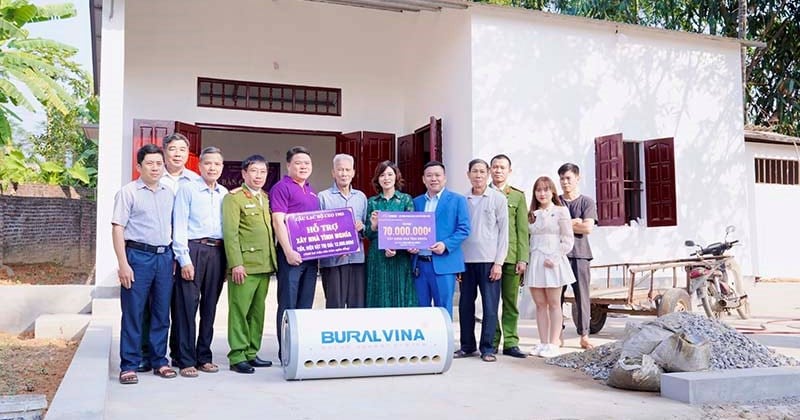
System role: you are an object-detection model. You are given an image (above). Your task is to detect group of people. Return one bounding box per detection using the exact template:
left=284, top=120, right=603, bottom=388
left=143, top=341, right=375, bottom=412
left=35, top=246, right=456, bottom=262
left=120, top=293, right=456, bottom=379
left=112, top=133, right=597, bottom=385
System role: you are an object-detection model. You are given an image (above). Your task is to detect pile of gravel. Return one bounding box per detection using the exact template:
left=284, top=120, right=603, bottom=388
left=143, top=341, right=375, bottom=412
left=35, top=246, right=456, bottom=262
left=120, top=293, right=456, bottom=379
left=546, top=312, right=798, bottom=380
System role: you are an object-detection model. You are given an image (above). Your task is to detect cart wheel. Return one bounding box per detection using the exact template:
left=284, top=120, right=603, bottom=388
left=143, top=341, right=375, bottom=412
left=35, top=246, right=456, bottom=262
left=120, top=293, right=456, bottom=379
left=572, top=303, right=608, bottom=334
left=657, top=288, right=692, bottom=316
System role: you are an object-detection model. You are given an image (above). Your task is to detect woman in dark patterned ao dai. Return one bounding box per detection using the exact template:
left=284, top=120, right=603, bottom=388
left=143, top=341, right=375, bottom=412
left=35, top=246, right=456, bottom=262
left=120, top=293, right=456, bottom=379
left=364, top=161, right=417, bottom=307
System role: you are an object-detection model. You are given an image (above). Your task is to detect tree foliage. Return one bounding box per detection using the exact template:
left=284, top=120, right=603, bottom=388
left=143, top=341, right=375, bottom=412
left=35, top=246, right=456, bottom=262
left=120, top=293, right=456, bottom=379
left=474, top=0, right=800, bottom=136
left=0, top=0, right=82, bottom=145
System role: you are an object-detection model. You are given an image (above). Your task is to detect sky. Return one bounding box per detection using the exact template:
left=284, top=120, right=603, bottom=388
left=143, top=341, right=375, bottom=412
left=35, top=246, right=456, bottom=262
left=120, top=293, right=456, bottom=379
left=13, top=0, right=93, bottom=134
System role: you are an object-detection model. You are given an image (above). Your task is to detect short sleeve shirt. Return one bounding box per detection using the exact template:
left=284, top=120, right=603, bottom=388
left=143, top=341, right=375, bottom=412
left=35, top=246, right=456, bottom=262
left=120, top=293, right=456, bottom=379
left=269, top=175, right=320, bottom=214
left=112, top=179, right=174, bottom=246
left=559, top=194, right=598, bottom=260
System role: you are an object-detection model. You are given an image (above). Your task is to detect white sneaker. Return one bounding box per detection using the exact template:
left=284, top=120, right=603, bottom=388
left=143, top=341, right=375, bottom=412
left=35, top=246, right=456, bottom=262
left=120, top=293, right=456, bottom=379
left=539, top=344, right=560, bottom=358
left=528, top=344, right=544, bottom=356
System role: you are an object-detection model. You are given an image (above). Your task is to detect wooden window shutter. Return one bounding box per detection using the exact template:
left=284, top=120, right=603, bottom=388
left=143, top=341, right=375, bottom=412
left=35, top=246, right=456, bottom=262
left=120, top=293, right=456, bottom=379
left=594, top=133, right=625, bottom=226
left=644, top=137, right=677, bottom=227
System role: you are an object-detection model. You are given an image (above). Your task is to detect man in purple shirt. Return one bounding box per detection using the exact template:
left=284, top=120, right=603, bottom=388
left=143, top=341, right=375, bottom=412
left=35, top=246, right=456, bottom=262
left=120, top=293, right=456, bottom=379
left=269, top=146, right=320, bottom=362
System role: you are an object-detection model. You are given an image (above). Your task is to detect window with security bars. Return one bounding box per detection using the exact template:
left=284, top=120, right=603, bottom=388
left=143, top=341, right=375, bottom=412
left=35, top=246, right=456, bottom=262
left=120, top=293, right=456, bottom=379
left=754, top=158, right=799, bottom=185
left=197, top=77, right=341, bottom=116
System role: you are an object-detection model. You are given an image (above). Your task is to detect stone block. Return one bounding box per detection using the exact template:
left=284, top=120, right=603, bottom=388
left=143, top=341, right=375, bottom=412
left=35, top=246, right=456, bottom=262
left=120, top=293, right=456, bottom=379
left=0, top=394, right=47, bottom=420
left=35, top=314, right=90, bottom=340
left=661, top=367, right=800, bottom=404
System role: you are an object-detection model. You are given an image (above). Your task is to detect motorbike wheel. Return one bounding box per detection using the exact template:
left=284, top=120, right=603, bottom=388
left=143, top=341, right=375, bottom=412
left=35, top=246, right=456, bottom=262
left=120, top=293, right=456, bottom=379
left=727, top=260, right=750, bottom=320
left=701, top=286, right=721, bottom=319
left=657, top=288, right=692, bottom=316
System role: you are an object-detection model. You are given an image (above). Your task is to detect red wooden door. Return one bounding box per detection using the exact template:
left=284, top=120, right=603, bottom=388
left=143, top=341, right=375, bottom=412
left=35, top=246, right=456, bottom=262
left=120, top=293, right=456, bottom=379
left=360, top=131, right=395, bottom=195
left=132, top=120, right=202, bottom=179
left=594, top=133, right=625, bottom=226
left=397, top=133, right=424, bottom=197
left=131, top=119, right=174, bottom=179
left=643, top=137, right=677, bottom=227
left=335, top=131, right=395, bottom=195
left=175, top=121, right=202, bottom=173
left=336, top=131, right=361, bottom=190
left=397, top=117, right=442, bottom=197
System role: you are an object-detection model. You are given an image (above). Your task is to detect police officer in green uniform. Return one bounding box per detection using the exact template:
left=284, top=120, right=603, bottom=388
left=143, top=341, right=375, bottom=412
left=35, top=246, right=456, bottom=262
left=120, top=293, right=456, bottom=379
left=222, top=154, right=278, bottom=374
left=489, top=154, right=530, bottom=358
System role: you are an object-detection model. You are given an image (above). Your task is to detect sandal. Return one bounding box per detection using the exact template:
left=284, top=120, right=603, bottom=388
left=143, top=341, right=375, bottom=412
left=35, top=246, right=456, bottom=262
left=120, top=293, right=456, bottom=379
left=197, top=362, right=219, bottom=373
left=119, top=370, right=138, bottom=385
left=453, top=349, right=477, bottom=359
left=153, top=365, right=177, bottom=379
left=179, top=367, right=199, bottom=378
left=481, top=353, right=497, bottom=362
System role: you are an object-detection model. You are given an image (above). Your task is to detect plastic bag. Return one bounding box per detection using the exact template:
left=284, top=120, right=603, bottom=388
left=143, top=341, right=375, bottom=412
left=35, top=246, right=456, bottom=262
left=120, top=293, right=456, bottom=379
left=518, top=286, right=536, bottom=320
left=650, top=332, right=711, bottom=372
left=606, top=354, right=663, bottom=392
left=620, top=324, right=673, bottom=358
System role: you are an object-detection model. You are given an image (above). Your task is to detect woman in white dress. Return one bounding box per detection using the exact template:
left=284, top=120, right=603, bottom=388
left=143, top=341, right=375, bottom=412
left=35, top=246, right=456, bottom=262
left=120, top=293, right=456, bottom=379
left=524, top=176, right=576, bottom=358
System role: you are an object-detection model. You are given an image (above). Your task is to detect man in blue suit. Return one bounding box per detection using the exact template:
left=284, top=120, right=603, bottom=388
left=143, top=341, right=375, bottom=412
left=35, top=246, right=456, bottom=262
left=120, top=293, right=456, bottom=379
left=412, top=161, right=471, bottom=318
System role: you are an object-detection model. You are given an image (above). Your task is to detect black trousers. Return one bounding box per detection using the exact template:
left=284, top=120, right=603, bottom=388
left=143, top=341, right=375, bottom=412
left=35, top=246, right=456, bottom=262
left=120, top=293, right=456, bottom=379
left=321, top=264, right=365, bottom=308
left=169, top=242, right=226, bottom=368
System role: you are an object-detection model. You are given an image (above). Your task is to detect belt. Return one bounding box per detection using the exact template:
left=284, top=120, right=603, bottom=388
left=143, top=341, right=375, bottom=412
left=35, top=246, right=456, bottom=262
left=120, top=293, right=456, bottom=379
left=125, top=240, right=170, bottom=254
left=190, top=238, right=223, bottom=247
left=417, top=255, right=433, bottom=262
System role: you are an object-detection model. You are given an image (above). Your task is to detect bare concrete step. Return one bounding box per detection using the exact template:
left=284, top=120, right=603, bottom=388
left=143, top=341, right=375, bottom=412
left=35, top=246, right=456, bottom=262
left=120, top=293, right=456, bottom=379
left=35, top=314, right=91, bottom=340
left=661, top=367, right=800, bottom=404
left=47, top=319, right=112, bottom=420
left=91, top=297, right=121, bottom=318
left=0, top=394, right=47, bottom=420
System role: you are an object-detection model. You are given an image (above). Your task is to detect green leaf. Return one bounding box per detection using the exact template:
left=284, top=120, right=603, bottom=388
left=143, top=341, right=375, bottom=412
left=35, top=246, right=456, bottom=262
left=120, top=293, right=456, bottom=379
left=9, top=4, right=38, bottom=26
left=39, top=160, right=64, bottom=173
left=0, top=16, right=27, bottom=38
left=0, top=112, right=11, bottom=145
left=11, top=38, right=78, bottom=55
left=0, top=78, right=34, bottom=110
left=31, top=3, right=76, bottom=22
left=67, top=162, right=89, bottom=184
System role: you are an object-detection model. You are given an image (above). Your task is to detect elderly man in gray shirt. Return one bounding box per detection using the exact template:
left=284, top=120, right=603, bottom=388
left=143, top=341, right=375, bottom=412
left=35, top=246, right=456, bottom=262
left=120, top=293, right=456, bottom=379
left=454, top=159, right=509, bottom=362
left=318, top=154, right=368, bottom=308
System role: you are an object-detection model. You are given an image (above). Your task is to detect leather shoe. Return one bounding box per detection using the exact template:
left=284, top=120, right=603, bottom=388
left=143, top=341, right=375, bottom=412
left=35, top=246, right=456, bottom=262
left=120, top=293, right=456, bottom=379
left=502, top=346, right=527, bottom=358
left=136, top=361, right=152, bottom=373
left=230, top=361, right=255, bottom=374
left=248, top=357, right=273, bottom=368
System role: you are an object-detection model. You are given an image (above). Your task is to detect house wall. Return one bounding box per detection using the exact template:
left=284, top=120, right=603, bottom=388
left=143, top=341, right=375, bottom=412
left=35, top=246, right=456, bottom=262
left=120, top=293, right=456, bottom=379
left=401, top=10, right=473, bottom=190
left=97, top=0, right=439, bottom=287
left=745, top=142, right=800, bottom=278
left=470, top=6, right=752, bottom=273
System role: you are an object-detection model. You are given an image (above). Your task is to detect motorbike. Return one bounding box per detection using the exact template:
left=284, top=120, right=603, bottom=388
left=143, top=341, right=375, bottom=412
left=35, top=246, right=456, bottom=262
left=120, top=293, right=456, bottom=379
left=684, top=225, right=750, bottom=319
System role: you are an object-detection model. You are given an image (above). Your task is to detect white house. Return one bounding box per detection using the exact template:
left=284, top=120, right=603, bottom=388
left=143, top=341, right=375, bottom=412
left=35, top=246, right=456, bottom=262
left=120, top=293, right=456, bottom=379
left=744, top=129, right=800, bottom=279
left=93, top=0, right=758, bottom=292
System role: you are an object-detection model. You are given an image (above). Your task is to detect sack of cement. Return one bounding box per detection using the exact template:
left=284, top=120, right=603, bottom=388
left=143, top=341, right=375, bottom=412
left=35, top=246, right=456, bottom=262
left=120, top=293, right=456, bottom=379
left=650, top=332, right=711, bottom=372
left=606, top=354, right=663, bottom=392
left=620, top=323, right=673, bottom=358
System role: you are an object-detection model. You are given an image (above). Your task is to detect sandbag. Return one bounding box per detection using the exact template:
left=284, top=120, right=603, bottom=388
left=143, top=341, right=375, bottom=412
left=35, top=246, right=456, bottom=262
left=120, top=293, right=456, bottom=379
left=607, top=354, right=663, bottom=392
left=650, top=332, right=711, bottom=372
left=620, top=324, right=673, bottom=358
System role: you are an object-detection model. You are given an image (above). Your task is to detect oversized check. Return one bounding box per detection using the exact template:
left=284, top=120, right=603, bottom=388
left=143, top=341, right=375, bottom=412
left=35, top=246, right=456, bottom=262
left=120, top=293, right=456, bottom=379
left=285, top=208, right=360, bottom=260
left=377, top=211, right=436, bottom=250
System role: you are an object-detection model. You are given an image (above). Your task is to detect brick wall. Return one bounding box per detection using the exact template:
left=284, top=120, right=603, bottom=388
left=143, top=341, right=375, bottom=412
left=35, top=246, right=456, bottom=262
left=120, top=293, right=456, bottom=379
left=0, top=184, right=96, bottom=268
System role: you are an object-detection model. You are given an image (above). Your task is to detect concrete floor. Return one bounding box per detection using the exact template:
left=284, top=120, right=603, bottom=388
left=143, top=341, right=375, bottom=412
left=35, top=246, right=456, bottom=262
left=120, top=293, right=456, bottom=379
left=103, top=280, right=800, bottom=420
